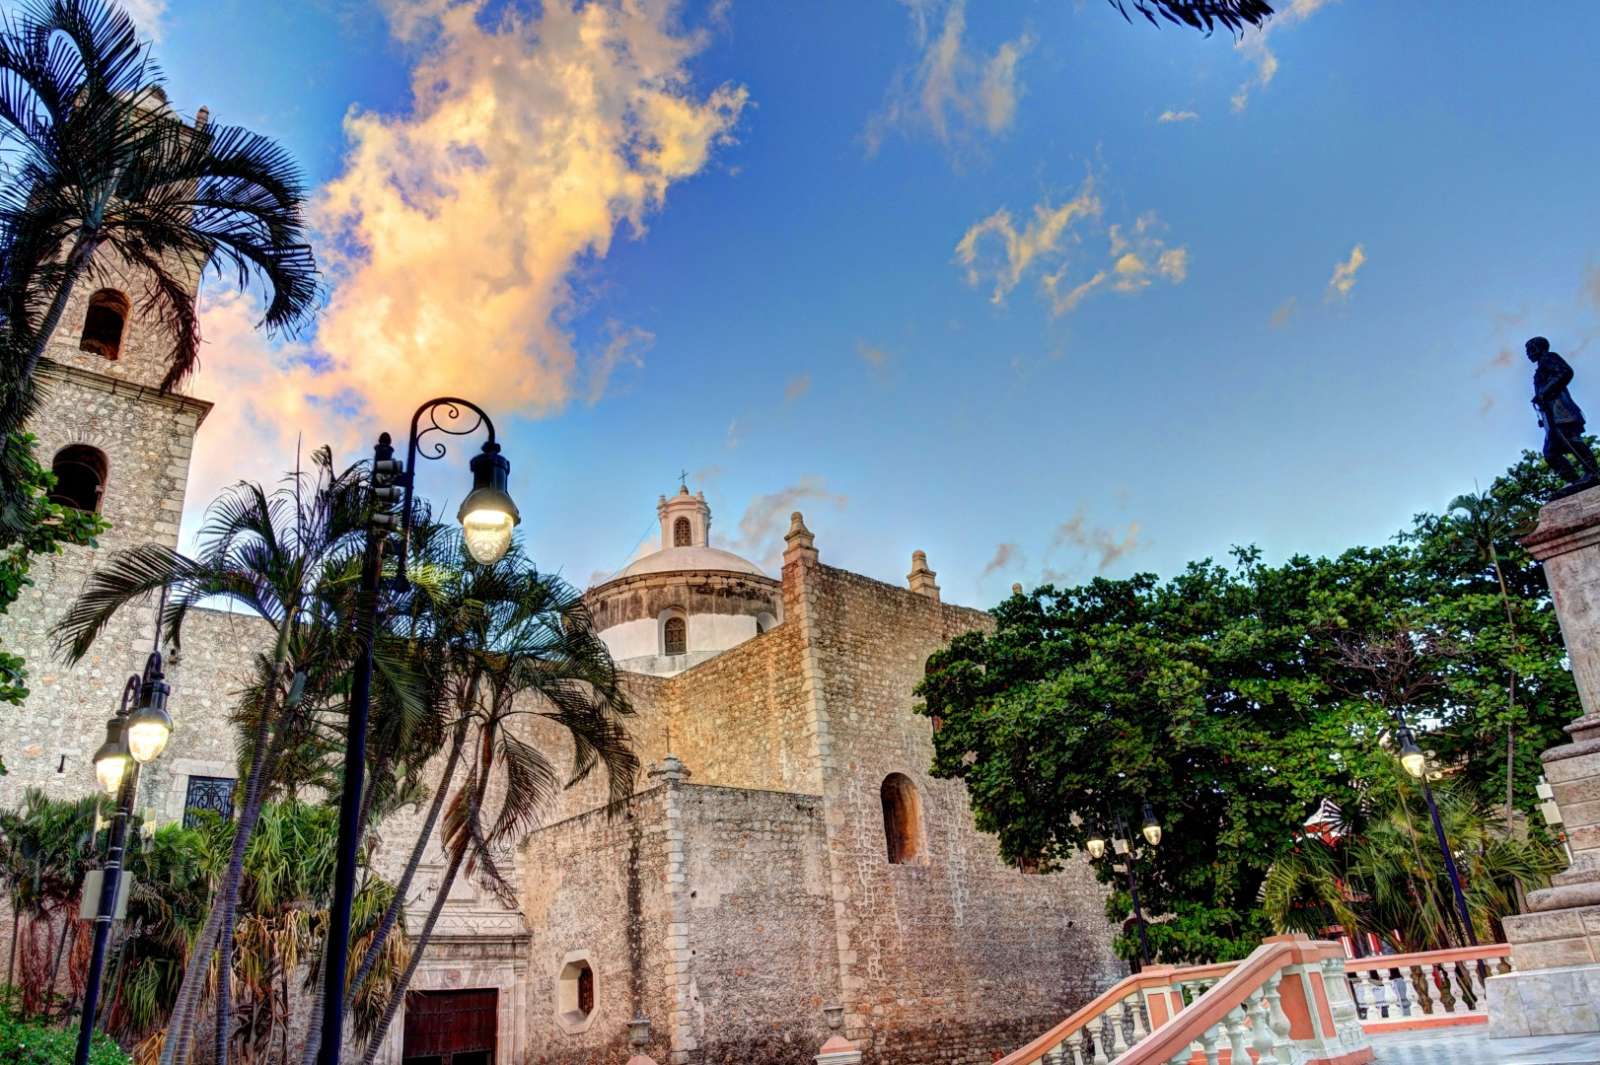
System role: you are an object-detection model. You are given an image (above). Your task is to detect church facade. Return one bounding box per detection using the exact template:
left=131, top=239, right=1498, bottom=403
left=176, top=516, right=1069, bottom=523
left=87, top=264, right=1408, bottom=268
left=0, top=267, right=1120, bottom=1064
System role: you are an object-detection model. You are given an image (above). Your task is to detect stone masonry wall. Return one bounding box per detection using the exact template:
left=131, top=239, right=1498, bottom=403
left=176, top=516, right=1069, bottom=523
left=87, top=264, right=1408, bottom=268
left=0, top=361, right=210, bottom=806
left=518, top=784, right=675, bottom=1065
left=795, top=562, right=1120, bottom=1065
left=662, top=622, right=820, bottom=796
left=676, top=783, right=839, bottom=1065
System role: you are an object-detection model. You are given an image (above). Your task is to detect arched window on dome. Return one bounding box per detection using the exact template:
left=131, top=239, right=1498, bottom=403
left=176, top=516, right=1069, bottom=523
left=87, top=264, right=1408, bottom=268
left=663, top=615, right=687, bottom=656
left=673, top=516, right=691, bottom=547
left=881, top=773, right=926, bottom=865
left=50, top=445, right=107, bottom=513
left=79, top=289, right=130, bottom=360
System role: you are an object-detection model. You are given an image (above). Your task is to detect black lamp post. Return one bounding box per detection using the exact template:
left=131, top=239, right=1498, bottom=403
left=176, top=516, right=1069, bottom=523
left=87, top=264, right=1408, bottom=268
left=1087, top=801, right=1162, bottom=971
left=75, top=650, right=171, bottom=1065
left=1391, top=715, right=1483, bottom=975
left=317, top=398, right=518, bottom=1065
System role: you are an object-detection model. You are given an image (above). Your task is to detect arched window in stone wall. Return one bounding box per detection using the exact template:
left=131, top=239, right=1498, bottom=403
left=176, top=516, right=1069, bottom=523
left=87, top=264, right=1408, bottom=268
left=673, top=516, right=691, bottom=546
left=79, top=289, right=130, bottom=360
left=663, top=615, right=687, bottom=656
left=50, top=444, right=107, bottom=512
left=881, top=773, right=926, bottom=865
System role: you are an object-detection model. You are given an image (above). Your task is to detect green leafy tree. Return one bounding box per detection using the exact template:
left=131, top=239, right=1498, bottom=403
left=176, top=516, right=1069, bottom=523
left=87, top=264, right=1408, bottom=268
left=917, top=448, right=1587, bottom=965
left=0, top=0, right=317, bottom=402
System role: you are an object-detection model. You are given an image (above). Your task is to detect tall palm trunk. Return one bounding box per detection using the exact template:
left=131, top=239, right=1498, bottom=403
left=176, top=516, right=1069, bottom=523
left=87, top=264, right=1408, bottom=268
left=19, top=230, right=97, bottom=382
left=352, top=707, right=471, bottom=995
left=213, top=670, right=302, bottom=1065
left=1489, top=546, right=1521, bottom=826
left=162, top=660, right=289, bottom=1065
left=358, top=818, right=471, bottom=1065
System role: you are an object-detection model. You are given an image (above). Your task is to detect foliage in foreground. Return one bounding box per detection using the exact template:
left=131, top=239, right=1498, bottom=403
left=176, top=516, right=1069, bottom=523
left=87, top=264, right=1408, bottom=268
left=0, top=997, right=131, bottom=1065
left=0, top=792, right=405, bottom=1062
left=919, top=449, right=1578, bottom=964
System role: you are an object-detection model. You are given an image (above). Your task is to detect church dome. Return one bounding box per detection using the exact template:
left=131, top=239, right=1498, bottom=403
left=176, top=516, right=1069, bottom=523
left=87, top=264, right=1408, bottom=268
left=586, top=485, right=782, bottom=677
left=617, top=544, right=766, bottom=580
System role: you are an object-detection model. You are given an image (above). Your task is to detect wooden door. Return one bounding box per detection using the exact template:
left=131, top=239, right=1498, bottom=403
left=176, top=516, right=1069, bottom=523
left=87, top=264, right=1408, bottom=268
left=401, top=988, right=498, bottom=1065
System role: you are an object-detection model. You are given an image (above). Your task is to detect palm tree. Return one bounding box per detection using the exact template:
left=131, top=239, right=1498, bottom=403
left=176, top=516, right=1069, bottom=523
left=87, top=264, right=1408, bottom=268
left=355, top=546, right=637, bottom=1064
left=0, top=0, right=316, bottom=405
left=1263, top=765, right=1562, bottom=952
left=1106, top=0, right=1274, bottom=33
left=54, top=447, right=376, bottom=1065
left=1448, top=489, right=1531, bottom=822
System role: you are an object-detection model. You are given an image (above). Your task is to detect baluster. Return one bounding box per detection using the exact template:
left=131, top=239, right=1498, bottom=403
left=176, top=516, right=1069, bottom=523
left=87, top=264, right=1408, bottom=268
left=1247, top=989, right=1281, bottom=1065
left=1264, top=979, right=1292, bottom=1057
left=1364, top=967, right=1390, bottom=1019
left=1223, top=1004, right=1250, bottom=1064
left=1129, top=993, right=1150, bottom=1042
left=1108, top=1001, right=1131, bottom=1057
left=1496, top=953, right=1513, bottom=976
left=1435, top=963, right=1460, bottom=1013
left=1066, top=1029, right=1087, bottom=1065
left=1389, top=967, right=1414, bottom=1018
left=1043, top=1044, right=1064, bottom=1065
left=1407, top=964, right=1435, bottom=1015
left=1457, top=961, right=1481, bottom=1011
left=1090, top=1018, right=1110, bottom=1065
left=1198, top=1023, right=1222, bottom=1065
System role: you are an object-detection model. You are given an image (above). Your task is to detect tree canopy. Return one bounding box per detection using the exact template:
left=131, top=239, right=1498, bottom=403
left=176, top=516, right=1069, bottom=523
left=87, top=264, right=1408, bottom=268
left=917, top=449, right=1577, bottom=964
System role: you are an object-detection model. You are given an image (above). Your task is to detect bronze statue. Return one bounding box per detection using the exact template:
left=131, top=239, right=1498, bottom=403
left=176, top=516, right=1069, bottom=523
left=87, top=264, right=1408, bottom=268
left=1529, top=335, right=1600, bottom=496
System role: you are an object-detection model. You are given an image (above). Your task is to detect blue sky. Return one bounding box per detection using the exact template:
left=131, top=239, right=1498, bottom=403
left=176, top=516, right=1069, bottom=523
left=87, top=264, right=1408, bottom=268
left=134, top=0, right=1600, bottom=601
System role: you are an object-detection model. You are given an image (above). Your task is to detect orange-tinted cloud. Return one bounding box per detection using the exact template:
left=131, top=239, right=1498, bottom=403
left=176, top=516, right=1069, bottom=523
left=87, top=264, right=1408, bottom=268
left=186, top=0, right=746, bottom=524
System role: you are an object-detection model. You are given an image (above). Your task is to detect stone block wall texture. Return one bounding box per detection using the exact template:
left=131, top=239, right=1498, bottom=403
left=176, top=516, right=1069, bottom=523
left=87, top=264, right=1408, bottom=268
left=790, top=561, right=1121, bottom=1065
left=676, top=783, right=838, bottom=1064
left=0, top=361, right=211, bottom=806
left=517, top=785, right=676, bottom=1065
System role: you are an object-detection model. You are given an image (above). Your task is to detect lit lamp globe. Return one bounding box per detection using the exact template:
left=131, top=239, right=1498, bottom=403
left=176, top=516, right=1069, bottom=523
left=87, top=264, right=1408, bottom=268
left=1398, top=732, right=1428, bottom=780
left=127, top=692, right=173, bottom=764
left=1086, top=831, right=1107, bottom=860
left=1141, top=804, right=1163, bottom=847
left=92, top=719, right=130, bottom=795
left=458, top=442, right=520, bottom=565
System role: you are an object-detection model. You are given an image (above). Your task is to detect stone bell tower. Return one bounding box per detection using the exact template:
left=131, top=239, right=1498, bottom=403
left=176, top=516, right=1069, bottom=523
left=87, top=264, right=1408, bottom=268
left=0, top=239, right=212, bottom=803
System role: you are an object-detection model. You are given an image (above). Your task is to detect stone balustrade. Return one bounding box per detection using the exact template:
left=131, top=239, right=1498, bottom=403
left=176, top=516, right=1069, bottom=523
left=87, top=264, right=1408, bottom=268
left=1343, top=943, right=1512, bottom=1032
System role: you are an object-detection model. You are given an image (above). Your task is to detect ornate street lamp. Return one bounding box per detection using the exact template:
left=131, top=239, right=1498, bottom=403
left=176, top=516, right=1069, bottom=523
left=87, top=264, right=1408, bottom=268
left=76, top=650, right=170, bottom=1065
left=1389, top=716, right=1484, bottom=977
left=318, top=398, right=518, bottom=1065
left=1086, top=802, right=1161, bottom=970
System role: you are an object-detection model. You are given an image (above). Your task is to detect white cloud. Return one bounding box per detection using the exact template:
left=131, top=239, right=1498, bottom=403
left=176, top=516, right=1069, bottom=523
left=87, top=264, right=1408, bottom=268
left=1053, top=510, right=1141, bottom=572
left=1327, top=243, right=1366, bottom=300
left=1232, top=0, right=1336, bottom=111
left=980, top=541, right=1023, bottom=579
left=954, top=179, right=1102, bottom=304
left=865, top=0, right=1032, bottom=156
left=1157, top=109, right=1198, bottom=124
left=958, top=190, right=1187, bottom=318
left=1270, top=296, right=1298, bottom=328
left=120, top=0, right=166, bottom=41
left=728, top=476, right=847, bottom=569
left=197, top=0, right=746, bottom=483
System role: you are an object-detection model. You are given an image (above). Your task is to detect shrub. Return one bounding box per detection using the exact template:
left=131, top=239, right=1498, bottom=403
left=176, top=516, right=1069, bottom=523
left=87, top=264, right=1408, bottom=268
left=0, top=1000, right=132, bottom=1065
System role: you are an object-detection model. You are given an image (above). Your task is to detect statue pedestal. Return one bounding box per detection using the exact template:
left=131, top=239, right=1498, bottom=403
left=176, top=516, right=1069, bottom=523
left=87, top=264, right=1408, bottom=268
left=1488, top=485, right=1600, bottom=1037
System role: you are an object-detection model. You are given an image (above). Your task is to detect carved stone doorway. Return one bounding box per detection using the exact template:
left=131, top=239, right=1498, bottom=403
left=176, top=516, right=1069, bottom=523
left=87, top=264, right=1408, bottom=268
left=401, top=988, right=499, bottom=1065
